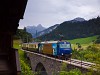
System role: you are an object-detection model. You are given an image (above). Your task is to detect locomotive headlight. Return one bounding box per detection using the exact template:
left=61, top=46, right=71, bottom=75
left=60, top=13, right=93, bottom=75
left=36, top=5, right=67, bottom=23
left=62, top=53, right=63, bottom=55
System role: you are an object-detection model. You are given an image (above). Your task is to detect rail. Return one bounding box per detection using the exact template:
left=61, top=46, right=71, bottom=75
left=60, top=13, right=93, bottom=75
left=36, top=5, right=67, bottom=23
left=64, top=59, right=95, bottom=69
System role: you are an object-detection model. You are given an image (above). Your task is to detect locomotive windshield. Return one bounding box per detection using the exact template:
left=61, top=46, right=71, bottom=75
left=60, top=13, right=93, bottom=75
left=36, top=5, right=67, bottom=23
left=59, top=44, right=71, bottom=48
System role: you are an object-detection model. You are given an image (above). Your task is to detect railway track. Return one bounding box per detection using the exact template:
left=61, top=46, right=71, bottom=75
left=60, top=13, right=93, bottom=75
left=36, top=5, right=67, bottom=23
left=22, top=49, right=95, bottom=69
left=63, top=58, right=95, bottom=69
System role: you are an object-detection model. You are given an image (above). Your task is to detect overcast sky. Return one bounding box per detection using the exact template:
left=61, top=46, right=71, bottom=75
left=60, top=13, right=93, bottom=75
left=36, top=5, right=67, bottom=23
left=19, top=0, right=100, bottom=29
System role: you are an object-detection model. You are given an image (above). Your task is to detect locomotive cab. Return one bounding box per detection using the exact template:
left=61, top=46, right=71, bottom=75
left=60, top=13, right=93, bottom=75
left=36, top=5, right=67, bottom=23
left=57, top=41, right=72, bottom=58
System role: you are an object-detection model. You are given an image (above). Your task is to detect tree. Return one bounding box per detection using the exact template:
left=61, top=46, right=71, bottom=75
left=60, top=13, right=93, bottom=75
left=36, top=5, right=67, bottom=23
left=24, top=27, right=27, bottom=32
left=13, top=29, right=32, bottom=43
left=95, top=35, right=100, bottom=44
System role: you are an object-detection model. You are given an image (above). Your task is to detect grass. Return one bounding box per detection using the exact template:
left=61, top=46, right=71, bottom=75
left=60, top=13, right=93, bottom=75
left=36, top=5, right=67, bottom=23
left=13, top=40, right=34, bottom=75
left=68, top=35, right=98, bottom=44
left=13, top=40, right=22, bottom=49
left=67, top=35, right=98, bottom=50
left=69, top=36, right=100, bottom=63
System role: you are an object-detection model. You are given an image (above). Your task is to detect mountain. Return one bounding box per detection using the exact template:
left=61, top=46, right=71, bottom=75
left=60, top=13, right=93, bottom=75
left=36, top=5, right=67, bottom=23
left=37, top=17, right=100, bottom=41
left=26, top=24, right=45, bottom=37
left=35, top=18, right=85, bottom=38
left=71, top=17, right=86, bottom=22
left=36, top=24, right=59, bottom=37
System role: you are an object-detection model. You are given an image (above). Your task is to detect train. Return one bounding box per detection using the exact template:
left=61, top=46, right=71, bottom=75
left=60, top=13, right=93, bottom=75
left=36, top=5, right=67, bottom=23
left=22, top=41, right=72, bottom=59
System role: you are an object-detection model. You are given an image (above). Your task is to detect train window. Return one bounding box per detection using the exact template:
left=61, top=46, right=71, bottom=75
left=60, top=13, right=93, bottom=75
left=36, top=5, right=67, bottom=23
left=59, top=44, right=71, bottom=48
left=31, top=45, right=33, bottom=47
left=52, top=43, right=57, bottom=48
left=29, top=44, right=33, bottom=48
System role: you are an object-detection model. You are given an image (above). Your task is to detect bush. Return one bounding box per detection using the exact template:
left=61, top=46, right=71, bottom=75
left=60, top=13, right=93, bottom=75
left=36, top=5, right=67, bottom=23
left=20, top=60, right=34, bottom=75
left=60, top=69, right=82, bottom=75
left=19, top=50, right=34, bottom=75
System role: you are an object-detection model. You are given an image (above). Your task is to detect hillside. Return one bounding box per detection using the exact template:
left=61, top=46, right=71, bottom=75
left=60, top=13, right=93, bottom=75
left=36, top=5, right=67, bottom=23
left=37, top=24, right=59, bottom=37
left=37, top=17, right=100, bottom=41
left=67, top=35, right=98, bottom=44
left=13, top=28, right=32, bottom=43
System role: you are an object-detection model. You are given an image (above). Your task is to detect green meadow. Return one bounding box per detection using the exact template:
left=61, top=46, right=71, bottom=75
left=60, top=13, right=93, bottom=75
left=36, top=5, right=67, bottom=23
left=67, top=35, right=98, bottom=50
left=68, top=35, right=98, bottom=44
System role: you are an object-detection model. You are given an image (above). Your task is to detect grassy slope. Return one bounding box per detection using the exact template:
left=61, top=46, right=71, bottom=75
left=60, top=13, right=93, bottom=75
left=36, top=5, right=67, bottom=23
left=67, top=35, right=98, bottom=49
left=68, top=35, right=98, bottom=44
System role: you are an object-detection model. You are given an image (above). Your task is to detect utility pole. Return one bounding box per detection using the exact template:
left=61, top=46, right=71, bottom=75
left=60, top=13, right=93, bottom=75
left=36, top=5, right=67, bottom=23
left=35, top=30, right=37, bottom=42
left=36, top=30, right=37, bottom=38
left=59, top=34, right=64, bottom=41
left=27, top=35, right=28, bottom=43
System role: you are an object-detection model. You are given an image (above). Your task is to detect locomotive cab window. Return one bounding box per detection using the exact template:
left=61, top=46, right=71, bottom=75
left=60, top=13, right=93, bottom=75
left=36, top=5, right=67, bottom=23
left=59, top=44, right=71, bottom=48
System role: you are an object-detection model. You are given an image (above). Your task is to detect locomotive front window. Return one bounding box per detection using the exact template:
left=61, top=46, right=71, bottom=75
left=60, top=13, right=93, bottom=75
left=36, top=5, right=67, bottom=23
left=59, top=44, right=71, bottom=48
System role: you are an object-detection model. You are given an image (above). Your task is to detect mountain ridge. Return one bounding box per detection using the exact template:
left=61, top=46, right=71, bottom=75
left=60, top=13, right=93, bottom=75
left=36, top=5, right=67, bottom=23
left=34, top=17, right=86, bottom=38
left=37, top=17, right=100, bottom=41
left=36, top=24, right=60, bottom=37
left=71, top=17, right=86, bottom=22
left=26, top=24, right=46, bottom=37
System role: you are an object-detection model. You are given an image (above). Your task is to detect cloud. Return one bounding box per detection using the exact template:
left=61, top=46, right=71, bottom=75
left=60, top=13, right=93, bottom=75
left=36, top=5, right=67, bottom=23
left=19, top=0, right=100, bottom=29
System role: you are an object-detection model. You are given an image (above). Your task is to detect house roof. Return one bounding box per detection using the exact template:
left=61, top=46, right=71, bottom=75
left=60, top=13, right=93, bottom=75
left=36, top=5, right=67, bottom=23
left=0, top=0, right=28, bottom=33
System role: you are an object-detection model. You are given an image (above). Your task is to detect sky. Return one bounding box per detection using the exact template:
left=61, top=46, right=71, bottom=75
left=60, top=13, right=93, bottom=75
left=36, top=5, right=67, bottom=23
left=19, top=0, right=100, bottom=29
